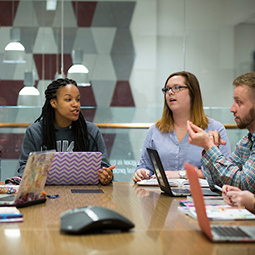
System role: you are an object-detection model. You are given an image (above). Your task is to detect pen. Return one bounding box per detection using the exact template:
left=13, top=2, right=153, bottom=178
left=214, top=185, right=223, bottom=192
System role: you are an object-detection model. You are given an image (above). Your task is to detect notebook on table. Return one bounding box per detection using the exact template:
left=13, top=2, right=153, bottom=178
left=185, top=162, right=255, bottom=242
left=146, top=148, right=219, bottom=197
left=0, top=151, right=55, bottom=208
left=46, top=152, right=102, bottom=185
left=137, top=176, right=209, bottom=187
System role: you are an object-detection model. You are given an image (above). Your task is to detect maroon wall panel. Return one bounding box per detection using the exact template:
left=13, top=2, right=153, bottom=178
left=0, top=132, right=114, bottom=159
left=0, top=80, right=24, bottom=106
left=33, top=54, right=72, bottom=80
left=72, top=1, right=97, bottom=27
left=0, top=1, right=19, bottom=26
left=0, top=133, right=24, bottom=159
left=79, top=85, right=97, bottom=107
left=110, top=81, right=135, bottom=106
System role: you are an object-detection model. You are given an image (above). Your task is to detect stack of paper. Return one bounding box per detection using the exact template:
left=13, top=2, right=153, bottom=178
left=178, top=203, right=255, bottom=221
left=179, top=198, right=225, bottom=207
left=189, top=206, right=255, bottom=220
left=0, top=207, right=23, bottom=223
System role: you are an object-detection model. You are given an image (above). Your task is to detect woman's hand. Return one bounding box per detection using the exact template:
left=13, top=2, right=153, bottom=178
left=150, top=171, right=182, bottom=179
left=98, top=165, right=115, bottom=185
left=162, top=170, right=204, bottom=179
left=133, top=169, right=150, bottom=182
left=165, top=171, right=180, bottom=179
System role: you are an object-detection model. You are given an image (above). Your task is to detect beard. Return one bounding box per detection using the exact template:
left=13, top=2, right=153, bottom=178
left=236, top=107, right=255, bottom=129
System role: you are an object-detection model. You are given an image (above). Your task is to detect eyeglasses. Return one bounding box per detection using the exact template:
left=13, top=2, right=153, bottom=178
left=162, top=85, right=188, bottom=94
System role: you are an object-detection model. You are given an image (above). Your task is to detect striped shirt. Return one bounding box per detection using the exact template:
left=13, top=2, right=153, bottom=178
left=202, top=132, right=255, bottom=192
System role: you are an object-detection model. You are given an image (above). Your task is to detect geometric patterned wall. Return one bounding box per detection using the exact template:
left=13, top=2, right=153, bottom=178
left=0, top=1, right=136, bottom=109
left=0, top=1, right=139, bottom=182
left=1, top=1, right=252, bottom=181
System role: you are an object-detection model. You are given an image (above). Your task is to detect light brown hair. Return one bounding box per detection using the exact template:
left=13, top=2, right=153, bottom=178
left=233, top=72, right=255, bottom=89
left=156, top=71, right=208, bottom=133
left=233, top=72, right=255, bottom=102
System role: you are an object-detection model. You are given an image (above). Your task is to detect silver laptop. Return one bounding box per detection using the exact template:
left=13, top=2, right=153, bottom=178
left=185, top=162, right=255, bottom=242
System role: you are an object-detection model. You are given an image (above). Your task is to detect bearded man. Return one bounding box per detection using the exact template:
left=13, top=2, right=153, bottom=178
left=187, top=72, right=255, bottom=192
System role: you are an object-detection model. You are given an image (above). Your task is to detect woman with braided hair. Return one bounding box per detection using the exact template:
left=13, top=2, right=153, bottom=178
left=17, top=78, right=114, bottom=185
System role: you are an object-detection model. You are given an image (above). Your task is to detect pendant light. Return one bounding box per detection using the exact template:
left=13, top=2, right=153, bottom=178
left=4, top=28, right=26, bottom=63
left=67, top=49, right=90, bottom=86
left=46, top=0, right=57, bottom=11
left=17, top=71, right=41, bottom=106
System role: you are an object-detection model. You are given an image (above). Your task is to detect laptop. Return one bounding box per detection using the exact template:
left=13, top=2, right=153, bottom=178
left=147, top=148, right=219, bottom=197
left=185, top=162, right=255, bottom=242
left=0, top=151, right=55, bottom=208
left=147, top=148, right=191, bottom=196
left=46, top=152, right=102, bottom=185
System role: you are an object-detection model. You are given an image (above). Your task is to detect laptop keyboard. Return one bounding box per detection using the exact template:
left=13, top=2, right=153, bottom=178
left=172, top=188, right=190, bottom=193
left=0, top=195, right=15, bottom=201
left=212, top=226, right=250, bottom=238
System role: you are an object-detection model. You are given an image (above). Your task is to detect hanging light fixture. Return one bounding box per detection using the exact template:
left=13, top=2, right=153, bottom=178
left=54, top=28, right=65, bottom=80
left=54, top=0, right=65, bottom=81
left=67, top=49, right=90, bottom=86
left=17, top=71, right=41, bottom=106
left=46, top=0, right=57, bottom=11
left=4, top=28, right=26, bottom=63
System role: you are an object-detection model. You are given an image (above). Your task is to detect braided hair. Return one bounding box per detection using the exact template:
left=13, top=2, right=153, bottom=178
left=35, top=78, right=97, bottom=151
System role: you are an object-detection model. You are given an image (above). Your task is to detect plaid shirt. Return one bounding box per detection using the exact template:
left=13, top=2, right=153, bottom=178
left=202, top=132, right=255, bottom=192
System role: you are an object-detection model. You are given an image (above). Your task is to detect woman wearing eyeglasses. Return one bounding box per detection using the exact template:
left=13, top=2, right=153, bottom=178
left=133, top=71, right=231, bottom=182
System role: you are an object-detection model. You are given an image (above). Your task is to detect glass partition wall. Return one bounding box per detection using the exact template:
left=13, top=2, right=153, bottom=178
left=0, top=0, right=254, bottom=181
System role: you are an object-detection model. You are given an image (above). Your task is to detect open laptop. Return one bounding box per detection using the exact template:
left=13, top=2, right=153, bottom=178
left=0, top=151, right=55, bottom=208
left=147, top=148, right=219, bottom=197
left=147, top=148, right=191, bottom=196
left=185, top=162, right=255, bottom=242
left=46, top=152, right=102, bottom=185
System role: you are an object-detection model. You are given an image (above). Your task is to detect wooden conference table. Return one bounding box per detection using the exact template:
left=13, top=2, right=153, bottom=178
left=1, top=182, right=255, bottom=255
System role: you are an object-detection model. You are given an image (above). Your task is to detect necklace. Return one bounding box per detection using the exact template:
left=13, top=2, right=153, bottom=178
left=174, top=124, right=187, bottom=133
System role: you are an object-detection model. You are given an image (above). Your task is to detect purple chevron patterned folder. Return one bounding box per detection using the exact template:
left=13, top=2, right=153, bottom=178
left=46, top=152, right=102, bottom=185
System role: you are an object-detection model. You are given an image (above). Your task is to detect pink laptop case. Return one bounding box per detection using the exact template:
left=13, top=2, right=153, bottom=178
left=46, top=152, right=102, bottom=185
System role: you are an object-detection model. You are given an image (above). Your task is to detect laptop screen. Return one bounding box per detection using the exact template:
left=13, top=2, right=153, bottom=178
left=149, top=152, right=166, bottom=188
